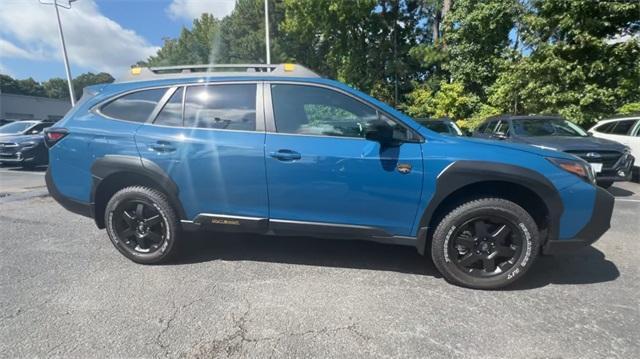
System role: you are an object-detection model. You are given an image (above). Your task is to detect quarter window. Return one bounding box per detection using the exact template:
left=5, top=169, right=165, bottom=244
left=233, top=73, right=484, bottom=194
left=271, top=84, right=409, bottom=140
left=154, top=87, right=183, bottom=127
left=610, top=120, right=637, bottom=135
left=594, top=122, right=615, bottom=133
left=183, top=84, right=256, bottom=131
left=100, top=88, right=167, bottom=123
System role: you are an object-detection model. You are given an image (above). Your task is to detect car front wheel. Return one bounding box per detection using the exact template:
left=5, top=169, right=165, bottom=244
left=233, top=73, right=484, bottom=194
left=104, top=186, right=179, bottom=264
left=431, top=198, right=540, bottom=290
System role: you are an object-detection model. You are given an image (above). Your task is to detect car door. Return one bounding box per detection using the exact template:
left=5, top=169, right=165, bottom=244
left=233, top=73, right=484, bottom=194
left=263, top=82, right=424, bottom=237
left=135, top=83, right=269, bottom=222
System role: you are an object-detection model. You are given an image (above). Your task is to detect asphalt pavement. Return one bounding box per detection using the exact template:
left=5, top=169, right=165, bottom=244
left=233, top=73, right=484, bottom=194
left=1, top=166, right=639, bottom=358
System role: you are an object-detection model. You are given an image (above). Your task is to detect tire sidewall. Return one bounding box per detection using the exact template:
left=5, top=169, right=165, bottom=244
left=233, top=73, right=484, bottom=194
left=432, top=201, right=539, bottom=289
left=105, top=189, right=176, bottom=264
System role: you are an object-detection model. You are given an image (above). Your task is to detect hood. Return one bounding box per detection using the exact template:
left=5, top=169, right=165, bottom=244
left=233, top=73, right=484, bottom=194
left=0, top=134, right=44, bottom=144
left=513, top=135, right=627, bottom=152
left=424, top=130, right=577, bottom=160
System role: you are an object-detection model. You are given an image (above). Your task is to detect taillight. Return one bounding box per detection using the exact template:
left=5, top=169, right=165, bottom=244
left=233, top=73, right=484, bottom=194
left=44, top=128, right=69, bottom=148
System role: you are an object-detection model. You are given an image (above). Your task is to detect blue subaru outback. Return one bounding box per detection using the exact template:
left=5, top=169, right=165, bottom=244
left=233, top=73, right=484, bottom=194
left=45, top=64, right=614, bottom=289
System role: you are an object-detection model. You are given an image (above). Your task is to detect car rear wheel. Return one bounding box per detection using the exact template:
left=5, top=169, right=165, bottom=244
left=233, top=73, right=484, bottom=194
left=431, top=198, right=539, bottom=289
left=104, top=186, right=179, bottom=264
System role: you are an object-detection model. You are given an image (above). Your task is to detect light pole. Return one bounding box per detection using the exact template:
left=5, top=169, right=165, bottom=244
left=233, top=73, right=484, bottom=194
left=264, top=0, right=271, bottom=64
left=40, top=0, right=77, bottom=106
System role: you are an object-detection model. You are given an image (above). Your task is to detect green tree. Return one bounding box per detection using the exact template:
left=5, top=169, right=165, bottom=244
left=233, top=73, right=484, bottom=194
left=72, top=72, right=114, bottom=100
left=16, top=78, right=46, bottom=97
left=281, top=0, right=424, bottom=105
left=488, top=0, right=640, bottom=125
left=42, top=78, right=70, bottom=99
left=0, top=74, right=21, bottom=94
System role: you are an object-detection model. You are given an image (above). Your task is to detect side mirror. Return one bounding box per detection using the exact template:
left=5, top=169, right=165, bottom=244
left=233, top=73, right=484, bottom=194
left=365, top=119, right=398, bottom=146
left=493, top=131, right=508, bottom=140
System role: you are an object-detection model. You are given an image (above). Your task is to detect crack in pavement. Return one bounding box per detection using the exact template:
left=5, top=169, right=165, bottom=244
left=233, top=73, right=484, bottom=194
left=185, top=302, right=370, bottom=359
left=155, top=297, right=205, bottom=357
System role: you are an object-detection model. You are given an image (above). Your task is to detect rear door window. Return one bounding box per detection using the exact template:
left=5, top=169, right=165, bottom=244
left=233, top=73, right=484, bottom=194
left=183, top=84, right=257, bottom=131
left=594, top=122, right=615, bottom=133
left=100, top=88, right=167, bottom=123
left=610, top=120, right=637, bottom=135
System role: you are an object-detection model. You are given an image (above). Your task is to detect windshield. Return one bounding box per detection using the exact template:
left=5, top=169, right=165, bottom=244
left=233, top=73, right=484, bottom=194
left=0, top=121, right=35, bottom=134
left=512, top=118, right=588, bottom=137
left=423, top=121, right=462, bottom=136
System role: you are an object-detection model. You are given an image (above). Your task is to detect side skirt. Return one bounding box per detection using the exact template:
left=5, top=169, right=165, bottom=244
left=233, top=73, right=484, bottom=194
left=180, top=214, right=416, bottom=246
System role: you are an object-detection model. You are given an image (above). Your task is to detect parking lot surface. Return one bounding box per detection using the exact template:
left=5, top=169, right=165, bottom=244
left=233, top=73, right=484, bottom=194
left=1, top=166, right=639, bottom=358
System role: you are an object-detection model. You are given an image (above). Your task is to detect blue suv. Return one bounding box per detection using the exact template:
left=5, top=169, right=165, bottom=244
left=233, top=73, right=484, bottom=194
left=45, top=64, right=614, bottom=289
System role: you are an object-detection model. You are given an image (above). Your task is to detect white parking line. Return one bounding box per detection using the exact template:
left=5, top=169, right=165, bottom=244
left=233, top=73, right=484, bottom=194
left=0, top=170, right=46, bottom=176
left=615, top=198, right=640, bottom=202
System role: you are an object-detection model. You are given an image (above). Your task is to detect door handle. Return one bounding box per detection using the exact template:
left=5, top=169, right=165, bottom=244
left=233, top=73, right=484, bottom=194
left=269, top=149, right=301, bottom=161
left=149, top=141, right=176, bottom=153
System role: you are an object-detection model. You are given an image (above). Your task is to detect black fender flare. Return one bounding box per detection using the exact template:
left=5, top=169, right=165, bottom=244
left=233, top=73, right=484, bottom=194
left=90, top=155, right=187, bottom=225
left=416, top=160, right=563, bottom=255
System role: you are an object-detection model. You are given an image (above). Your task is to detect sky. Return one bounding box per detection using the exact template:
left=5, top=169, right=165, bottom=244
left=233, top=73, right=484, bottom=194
left=0, top=0, right=237, bottom=82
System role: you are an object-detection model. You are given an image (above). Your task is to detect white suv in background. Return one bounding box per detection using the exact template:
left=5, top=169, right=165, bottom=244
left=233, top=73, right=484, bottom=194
left=589, top=116, right=640, bottom=180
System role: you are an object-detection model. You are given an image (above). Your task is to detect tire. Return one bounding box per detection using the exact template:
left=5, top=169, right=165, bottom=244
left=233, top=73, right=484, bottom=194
left=431, top=198, right=539, bottom=290
left=597, top=180, right=614, bottom=189
left=104, top=186, right=179, bottom=264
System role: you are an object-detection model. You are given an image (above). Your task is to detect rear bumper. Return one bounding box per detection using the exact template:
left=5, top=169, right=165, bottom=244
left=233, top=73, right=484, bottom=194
left=45, top=168, right=94, bottom=219
left=543, top=186, right=614, bottom=254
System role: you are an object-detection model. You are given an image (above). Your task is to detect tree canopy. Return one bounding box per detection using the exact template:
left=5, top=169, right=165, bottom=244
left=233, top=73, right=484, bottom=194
left=139, top=0, right=639, bottom=129
left=0, top=72, right=114, bottom=101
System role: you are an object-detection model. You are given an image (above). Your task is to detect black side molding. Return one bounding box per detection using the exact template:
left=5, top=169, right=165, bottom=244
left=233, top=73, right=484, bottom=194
left=416, top=160, right=564, bottom=255
left=90, top=155, right=186, bottom=220
left=45, top=168, right=94, bottom=218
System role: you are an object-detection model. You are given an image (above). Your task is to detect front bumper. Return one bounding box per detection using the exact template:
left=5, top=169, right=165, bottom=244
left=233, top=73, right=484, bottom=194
left=0, top=146, right=43, bottom=164
left=542, top=186, right=614, bottom=254
left=595, top=154, right=635, bottom=182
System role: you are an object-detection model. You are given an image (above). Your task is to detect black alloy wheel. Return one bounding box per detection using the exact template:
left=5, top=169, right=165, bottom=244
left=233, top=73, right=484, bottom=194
left=431, top=198, right=540, bottom=289
left=114, top=200, right=166, bottom=254
left=105, top=186, right=179, bottom=264
left=448, top=217, right=522, bottom=277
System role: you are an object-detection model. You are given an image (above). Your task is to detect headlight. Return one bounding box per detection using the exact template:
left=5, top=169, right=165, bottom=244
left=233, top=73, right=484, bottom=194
left=547, top=157, right=595, bottom=184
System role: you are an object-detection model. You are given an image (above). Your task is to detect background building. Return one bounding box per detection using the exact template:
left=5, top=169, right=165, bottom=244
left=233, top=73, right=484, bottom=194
left=0, top=93, right=71, bottom=122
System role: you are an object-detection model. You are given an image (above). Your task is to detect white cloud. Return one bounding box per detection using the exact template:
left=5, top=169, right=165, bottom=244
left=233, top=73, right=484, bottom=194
left=167, top=0, right=236, bottom=21
left=0, top=0, right=159, bottom=75
left=0, top=39, right=38, bottom=60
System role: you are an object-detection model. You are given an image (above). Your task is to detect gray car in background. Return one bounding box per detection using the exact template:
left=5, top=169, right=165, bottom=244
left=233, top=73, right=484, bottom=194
left=473, top=115, right=635, bottom=188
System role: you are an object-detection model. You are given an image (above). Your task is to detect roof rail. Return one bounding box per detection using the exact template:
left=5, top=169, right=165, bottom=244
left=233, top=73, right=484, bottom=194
left=118, top=63, right=320, bottom=82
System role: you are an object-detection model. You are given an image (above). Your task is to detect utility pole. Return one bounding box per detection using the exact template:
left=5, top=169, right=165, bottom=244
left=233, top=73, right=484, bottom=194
left=264, top=0, right=271, bottom=64
left=40, top=0, right=77, bottom=106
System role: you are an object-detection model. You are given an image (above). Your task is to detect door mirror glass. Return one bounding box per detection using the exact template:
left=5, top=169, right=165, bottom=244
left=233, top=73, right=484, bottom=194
left=365, top=119, right=397, bottom=146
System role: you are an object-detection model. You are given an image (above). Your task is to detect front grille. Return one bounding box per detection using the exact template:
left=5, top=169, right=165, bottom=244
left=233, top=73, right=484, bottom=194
left=565, top=150, right=622, bottom=169
left=0, top=142, right=20, bottom=158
